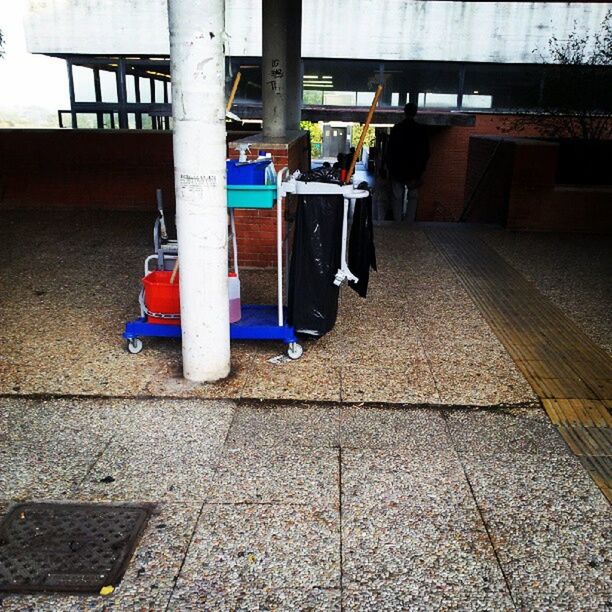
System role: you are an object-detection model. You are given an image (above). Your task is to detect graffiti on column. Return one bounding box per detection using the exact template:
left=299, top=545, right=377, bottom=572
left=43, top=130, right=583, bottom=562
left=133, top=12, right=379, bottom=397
left=267, top=59, right=284, bottom=95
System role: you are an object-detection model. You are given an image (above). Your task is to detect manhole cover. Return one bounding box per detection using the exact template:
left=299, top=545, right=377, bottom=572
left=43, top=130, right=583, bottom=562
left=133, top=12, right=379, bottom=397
left=0, top=503, right=151, bottom=594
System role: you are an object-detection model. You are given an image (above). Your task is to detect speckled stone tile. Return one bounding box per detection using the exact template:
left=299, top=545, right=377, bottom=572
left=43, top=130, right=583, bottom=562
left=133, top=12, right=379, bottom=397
left=0, top=502, right=201, bottom=611
left=489, top=507, right=611, bottom=611
left=0, top=360, right=155, bottom=398
left=0, top=398, right=235, bottom=502
left=0, top=438, right=105, bottom=501
left=75, top=440, right=222, bottom=502
left=169, top=587, right=341, bottom=612
left=461, top=450, right=611, bottom=609
left=427, top=355, right=537, bottom=406
left=226, top=403, right=340, bottom=448
left=335, top=333, right=424, bottom=368
left=340, top=406, right=450, bottom=450
left=239, top=269, right=278, bottom=305
left=341, top=361, right=440, bottom=404
left=207, top=447, right=339, bottom=507
left=464, top=452, right=611, bottom=608
left=342, top=448, right=470, bottom=510
left=447, top=407, right=567, bottom=455
left=342, top=504, right=513, bottom=612
left=75, top=400, right=234, bottom=502
left=145, top=347, right=249, bottom=398
left=241, top=360, right=342, bottom=402
left=462, top=451, right=608, bottom=515
left=329, top=301, right=424, bottom=366
left=0, top=397, right=126, bottom=443
left=168, top=504, right=340, bottom=609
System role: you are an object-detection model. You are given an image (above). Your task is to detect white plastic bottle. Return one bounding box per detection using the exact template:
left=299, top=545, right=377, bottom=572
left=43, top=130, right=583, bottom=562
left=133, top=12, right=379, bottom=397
left=228, top=272, right=241, bottom=323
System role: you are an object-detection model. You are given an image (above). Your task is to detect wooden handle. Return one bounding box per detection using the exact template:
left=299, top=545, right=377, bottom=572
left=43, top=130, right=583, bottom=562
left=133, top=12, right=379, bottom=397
left=226, top=71, right=242, bottom=113
left=170, top=258, right=179, bottom=284
left=345, top=83, right=383, bottom=185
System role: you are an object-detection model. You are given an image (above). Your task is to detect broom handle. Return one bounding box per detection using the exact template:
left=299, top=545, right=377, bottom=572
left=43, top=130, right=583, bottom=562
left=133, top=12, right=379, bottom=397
left=226, top=71, right=242, bottom=113
left=345, top=83, right=383, bottom=185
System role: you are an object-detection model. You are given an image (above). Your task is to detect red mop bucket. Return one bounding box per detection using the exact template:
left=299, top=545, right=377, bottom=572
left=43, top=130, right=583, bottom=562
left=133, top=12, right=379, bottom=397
left=143, top=270, right=180, bottom=325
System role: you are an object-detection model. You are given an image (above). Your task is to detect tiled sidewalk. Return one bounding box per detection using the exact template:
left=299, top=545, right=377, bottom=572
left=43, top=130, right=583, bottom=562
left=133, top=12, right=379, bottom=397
left=0, top=397, right=609, bottom=610
left=2, top=211, right=541, bottom=406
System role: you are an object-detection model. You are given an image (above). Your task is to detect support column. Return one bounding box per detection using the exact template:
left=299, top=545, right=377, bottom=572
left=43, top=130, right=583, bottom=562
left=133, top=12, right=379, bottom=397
left=116, top=58, right=128, bottom=129
left=163, top=81, right=170, bottom=130
left=93, top=68, right=104, bottom=129
left=378, top=63, right=392, bottom=107
left=134, top=75, right=143, bottom=129
left=262, top=0, right=289, bottom=138
left=285, top=0, right=302, bottom=131
left=66, top=60, right=77, bottom=129
left=168, top=0, right=230, bottom=382
left=457, top=65, right=465, bottom=109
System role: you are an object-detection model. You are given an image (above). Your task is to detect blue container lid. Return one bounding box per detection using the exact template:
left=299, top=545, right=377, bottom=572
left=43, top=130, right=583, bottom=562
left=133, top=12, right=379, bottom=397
left=226, top=159, right=271, bottom=185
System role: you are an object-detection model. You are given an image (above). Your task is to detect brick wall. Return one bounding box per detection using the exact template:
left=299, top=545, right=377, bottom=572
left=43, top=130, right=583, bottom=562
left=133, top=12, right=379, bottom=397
left=1, top=117, right=608, bottom=259
left=0, top=117, right=549, bottom=223
left=464, top=136, right=612, bottom=232
left=462, top=137, right=515, bottom=224
left=0, top=128, right=308, bottom=268
left=0, top=129, right=176, bottom=211
left=417, top=114, right=543, bottom=221
left=506, top=140, right=612, bottom=232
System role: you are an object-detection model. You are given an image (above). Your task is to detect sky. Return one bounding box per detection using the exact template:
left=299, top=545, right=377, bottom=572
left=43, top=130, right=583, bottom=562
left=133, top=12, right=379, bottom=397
left=0, top=0, right=69, bottom=111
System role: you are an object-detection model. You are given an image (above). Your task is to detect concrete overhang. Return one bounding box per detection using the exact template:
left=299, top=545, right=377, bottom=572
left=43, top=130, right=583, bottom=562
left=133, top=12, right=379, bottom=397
left=25, top=0, right=610, bottom=65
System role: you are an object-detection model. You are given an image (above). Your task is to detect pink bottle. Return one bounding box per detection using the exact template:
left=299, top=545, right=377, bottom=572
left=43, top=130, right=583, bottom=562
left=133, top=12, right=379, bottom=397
left=228, top=272, right=241, bottom=323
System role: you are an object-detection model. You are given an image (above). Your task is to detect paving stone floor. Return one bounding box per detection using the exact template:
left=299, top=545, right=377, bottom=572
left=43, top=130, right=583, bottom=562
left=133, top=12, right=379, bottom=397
left=2, top=211, right=610, bottom=608
left=0, top=397, right=609, bottom=610
left=7, top=209, right=608, bottom=405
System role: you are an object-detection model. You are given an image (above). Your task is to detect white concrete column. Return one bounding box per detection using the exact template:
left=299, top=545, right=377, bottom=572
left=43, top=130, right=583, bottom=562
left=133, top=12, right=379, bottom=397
left=168, top=0, right=230, bottom=381
left=262, top=0, right=288, bottom=138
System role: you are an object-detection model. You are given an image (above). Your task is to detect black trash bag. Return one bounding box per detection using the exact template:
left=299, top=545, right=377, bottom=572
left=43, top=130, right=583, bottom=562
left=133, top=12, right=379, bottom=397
left=348, top=190, right=377, bottom=298
left=288, top=194, right=344, bottom=337
left=297, top=167, right=342, bottom=185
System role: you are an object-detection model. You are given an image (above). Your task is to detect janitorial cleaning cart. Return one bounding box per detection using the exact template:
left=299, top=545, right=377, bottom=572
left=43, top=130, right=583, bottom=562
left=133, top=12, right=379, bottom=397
left=123, top=163, right=370, bottom=358
left=124, top=82, right=381, bottom=358
left=123, top=161, right=307, bottom=358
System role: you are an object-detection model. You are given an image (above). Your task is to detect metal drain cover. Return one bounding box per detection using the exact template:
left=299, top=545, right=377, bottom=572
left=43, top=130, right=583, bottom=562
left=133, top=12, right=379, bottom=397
left=0, top=503, right=151, bottom=593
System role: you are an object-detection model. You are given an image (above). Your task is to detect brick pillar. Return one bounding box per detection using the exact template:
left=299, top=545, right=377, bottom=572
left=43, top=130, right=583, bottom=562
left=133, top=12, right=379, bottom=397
left=228, top=132, right=309, bottom=268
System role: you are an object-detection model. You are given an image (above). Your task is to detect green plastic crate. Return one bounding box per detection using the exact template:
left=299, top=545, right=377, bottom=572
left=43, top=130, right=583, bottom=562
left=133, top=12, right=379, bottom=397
left=227, top=184, right=277, bottom=209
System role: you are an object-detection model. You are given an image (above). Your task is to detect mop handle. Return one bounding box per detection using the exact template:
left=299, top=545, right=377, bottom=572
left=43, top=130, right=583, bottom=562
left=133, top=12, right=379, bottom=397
left=345, top=83, right=383, bottom=185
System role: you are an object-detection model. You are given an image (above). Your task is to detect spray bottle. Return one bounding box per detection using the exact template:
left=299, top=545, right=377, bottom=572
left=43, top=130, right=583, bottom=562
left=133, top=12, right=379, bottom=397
left=264, top=152, right=277, bottom=184
left=235, top=143, right=250, bottom=163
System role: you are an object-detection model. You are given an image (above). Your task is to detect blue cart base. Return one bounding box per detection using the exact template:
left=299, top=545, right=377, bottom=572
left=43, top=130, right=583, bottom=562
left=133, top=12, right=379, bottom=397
left=123, top=304, right=302, bottom=358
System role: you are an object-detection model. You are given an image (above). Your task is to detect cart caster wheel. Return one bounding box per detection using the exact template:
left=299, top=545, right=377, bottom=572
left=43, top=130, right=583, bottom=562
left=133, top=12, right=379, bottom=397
left=127, top=338, right=143, bottom=354
left=287, top=342, right=303, bottom=360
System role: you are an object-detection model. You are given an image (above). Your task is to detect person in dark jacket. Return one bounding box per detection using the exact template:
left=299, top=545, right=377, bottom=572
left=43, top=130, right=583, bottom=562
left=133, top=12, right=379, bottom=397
left=386, top=102, right=430, bottom=222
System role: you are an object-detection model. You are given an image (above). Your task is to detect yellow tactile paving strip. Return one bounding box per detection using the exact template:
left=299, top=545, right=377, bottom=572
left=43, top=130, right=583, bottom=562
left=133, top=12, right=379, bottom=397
left=429, top=229, right=612, bottom=502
